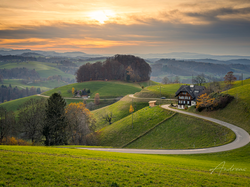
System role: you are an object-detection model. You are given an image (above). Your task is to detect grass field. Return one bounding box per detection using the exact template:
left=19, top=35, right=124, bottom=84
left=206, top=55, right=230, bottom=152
left=0, top=96, right=42, bottom=112
left=0, top=145, right=250, bottom=186
left=92, top=96, right=149, bottom=130
left=42, top=81, right=142, bottom=98
left=97, top=106, right=175, bottom=147
left=134, top=83, right=184, bottom=98
left=1, top=79, right=67, bottom=90
left=0, top=61, right=75, bottom=79
left=126, top=113, right=235, bottom=149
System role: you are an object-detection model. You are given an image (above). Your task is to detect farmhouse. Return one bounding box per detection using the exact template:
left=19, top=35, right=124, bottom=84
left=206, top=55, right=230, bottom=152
left=175, top=85, right=205, bottom=109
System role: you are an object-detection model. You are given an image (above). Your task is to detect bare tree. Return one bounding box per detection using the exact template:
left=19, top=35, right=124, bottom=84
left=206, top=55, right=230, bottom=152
left=162, top=76, right=169, bottom=84
left=174, top=76, right=180, bottom=83
left=102, top=112, right=116, bottom=125
left=193, top=74, right=206, bottom=86
left=224, top=71, right=237, bottom=85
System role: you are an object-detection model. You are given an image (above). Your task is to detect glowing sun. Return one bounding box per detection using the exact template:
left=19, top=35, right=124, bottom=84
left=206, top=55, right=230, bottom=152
left=88, top=10, right=115, bottom=24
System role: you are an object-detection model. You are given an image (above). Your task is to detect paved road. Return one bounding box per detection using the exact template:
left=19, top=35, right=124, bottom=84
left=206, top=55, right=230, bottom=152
left=80, top=104, right=250, bottom=154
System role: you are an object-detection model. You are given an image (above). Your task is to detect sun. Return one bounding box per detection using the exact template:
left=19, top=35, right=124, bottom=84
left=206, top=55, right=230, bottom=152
left=88, top=10, right=115, bottom=24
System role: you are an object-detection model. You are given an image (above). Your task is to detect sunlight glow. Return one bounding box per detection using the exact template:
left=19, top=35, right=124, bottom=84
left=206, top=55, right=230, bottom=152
left=88, top=10, right=116, bottom=24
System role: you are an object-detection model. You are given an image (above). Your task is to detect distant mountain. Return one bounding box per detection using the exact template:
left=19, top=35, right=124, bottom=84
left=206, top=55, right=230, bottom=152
left=0, top=49, right=103, bottom=58
left=139, top=52, right=250, bottom=61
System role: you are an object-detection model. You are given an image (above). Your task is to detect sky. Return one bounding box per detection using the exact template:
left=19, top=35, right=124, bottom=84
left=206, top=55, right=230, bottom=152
left=0, top=0, right=250, bottom=55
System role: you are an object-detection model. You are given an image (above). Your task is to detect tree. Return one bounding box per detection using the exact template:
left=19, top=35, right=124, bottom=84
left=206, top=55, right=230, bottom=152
left=102, top=112, right=115, bottom=125
left=94, top=93, right=100, bottom=105
left=162, top=76, right=169, bottom=84
left=0, top=107, right=16, bottom=143
left=43, top=93, right=67, bottom=146
left=18, top=98, right=46, bottom=143
left=174, top=76, right=180, bottom=83
left=65, top=102, right=95, bottom=145
left=193, top=74, right=206, bottom=86
left=129, top=104, right=134, bottom=113
left=196, top=93, right=218, bottom=111
left=0, top=75, right=3, bottom=83
left=224, top=71, right=237, bottom=85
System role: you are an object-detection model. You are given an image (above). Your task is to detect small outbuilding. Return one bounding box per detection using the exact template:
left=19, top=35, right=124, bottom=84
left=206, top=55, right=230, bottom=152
left=149, top=100, right=157, bottom=107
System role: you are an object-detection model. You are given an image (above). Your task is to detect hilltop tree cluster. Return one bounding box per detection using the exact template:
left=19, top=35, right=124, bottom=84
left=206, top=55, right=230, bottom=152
left=76, top=55, right=151, bottom=82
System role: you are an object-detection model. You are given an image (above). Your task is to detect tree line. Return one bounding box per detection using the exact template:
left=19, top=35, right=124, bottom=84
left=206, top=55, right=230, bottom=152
left=0, top=84, right=42, bottom=103
left=0, top=67, right=40, bottom=80
left=0, top=94, right=96, bottom=145
left=76, top=54, right=151, bottom=82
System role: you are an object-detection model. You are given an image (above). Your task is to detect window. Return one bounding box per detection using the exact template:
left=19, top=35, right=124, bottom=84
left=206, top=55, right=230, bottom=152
left=187, top=101, right=190, bottom=104
left=183, top=101, right=185, bottom=104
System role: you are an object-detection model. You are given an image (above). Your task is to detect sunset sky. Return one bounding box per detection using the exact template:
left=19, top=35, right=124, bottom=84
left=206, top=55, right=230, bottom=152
left=0, top=0, right=250, bottom=55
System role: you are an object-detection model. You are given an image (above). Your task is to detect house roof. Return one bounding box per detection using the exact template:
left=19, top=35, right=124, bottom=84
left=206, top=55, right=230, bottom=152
left=175, top=85, right=205, bottom=100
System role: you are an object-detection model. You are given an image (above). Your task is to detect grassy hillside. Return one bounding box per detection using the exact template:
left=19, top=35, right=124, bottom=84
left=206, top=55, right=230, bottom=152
left=92, top=96, right=149, bottom=130
left=1, top=145, right=250, bottom=186
left=43, top=81, right=142, bottom=98
left=0, top=95, right=42, bottom=112
left=97, top=106, right=175, bottom=147
left=74, top=58, right=107, bottom=66
left=134, top=83, right=184, bottom=98
left=126, top=113, right=235, bottom=149
left=0, top=61, right=75, bottom=79
left=1, top=79, right=67, bottom=90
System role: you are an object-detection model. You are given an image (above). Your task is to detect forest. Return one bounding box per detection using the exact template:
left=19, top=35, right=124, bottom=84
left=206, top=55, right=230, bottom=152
left=0, top=84, right=42, bottom=103
left=76, top=55, right=151, bottom=82
left=0, top=67, right=40, bottom=80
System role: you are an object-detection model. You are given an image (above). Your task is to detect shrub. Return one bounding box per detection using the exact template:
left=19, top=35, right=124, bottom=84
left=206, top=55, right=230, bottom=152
left=1, top=137, right=31, bottom=145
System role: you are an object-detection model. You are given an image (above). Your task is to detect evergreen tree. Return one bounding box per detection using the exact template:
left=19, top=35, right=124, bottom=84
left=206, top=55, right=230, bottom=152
left=43, top=93, right=67, bottom=146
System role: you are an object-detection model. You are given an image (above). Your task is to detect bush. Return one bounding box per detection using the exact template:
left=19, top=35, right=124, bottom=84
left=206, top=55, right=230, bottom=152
left=1, top=137, right=31, bottom=145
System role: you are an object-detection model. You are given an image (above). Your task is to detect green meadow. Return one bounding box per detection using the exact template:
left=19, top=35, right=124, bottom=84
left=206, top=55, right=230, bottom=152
left=0, top=61, right=75, bottom=79
left=1, top=79, right=67, bottom=90
left=126, top=113, right=235, bottom=149
left=134, top=83, right=184, bottom=98
left=0, top=79, right=250, bottom=186
left=0, top=145, right=250, bottom=186
left=43, top=81, right=142, bottom=98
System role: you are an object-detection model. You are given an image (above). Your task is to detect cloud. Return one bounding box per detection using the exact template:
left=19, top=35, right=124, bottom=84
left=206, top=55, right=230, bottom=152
left=0, top=4, right=250, bottom=54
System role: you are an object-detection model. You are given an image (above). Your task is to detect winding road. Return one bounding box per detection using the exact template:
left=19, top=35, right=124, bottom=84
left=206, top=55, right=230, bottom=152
left=80, top=104, right=250, bottom=154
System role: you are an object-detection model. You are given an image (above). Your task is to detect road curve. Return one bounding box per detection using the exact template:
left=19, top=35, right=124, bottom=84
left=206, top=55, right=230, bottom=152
left=80, top=104, right=250, bottom=154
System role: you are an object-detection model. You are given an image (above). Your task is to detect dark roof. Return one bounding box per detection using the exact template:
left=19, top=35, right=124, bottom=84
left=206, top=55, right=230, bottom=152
left=175, top=85, right=205, bottom=100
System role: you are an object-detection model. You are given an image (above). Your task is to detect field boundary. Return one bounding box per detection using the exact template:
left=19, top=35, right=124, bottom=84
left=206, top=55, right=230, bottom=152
left=121, top=112, right=176, bottom=148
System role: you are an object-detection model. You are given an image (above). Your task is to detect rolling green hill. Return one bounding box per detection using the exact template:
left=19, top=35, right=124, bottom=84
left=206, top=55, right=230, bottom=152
left=126, top=113, right=235, bottom=149
left=43, top=81, right=142, bottom=98
left=1, top=145, right=250, bottom=186
left=92, top=95, right=149, bottom=130
left=97, top=106, right=175, bottom=147
left=1, top=79, right=67, bottom=90
left=0, top=61, right=75, bottom=79
left=134, top=83, right=184, bottom=98
left=0, top=95, right=42, bottom=112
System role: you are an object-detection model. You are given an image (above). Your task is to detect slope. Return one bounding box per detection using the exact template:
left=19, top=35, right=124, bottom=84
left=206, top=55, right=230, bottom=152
left=0, top=61, right=75, bottom=79
left=97, top=106, right=175, bottom=147
left=43, top=81, right=142, bottom=98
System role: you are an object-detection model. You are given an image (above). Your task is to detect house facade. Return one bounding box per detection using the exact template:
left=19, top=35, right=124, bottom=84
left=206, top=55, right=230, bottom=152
left=175, top=85, right=205, bottom=109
